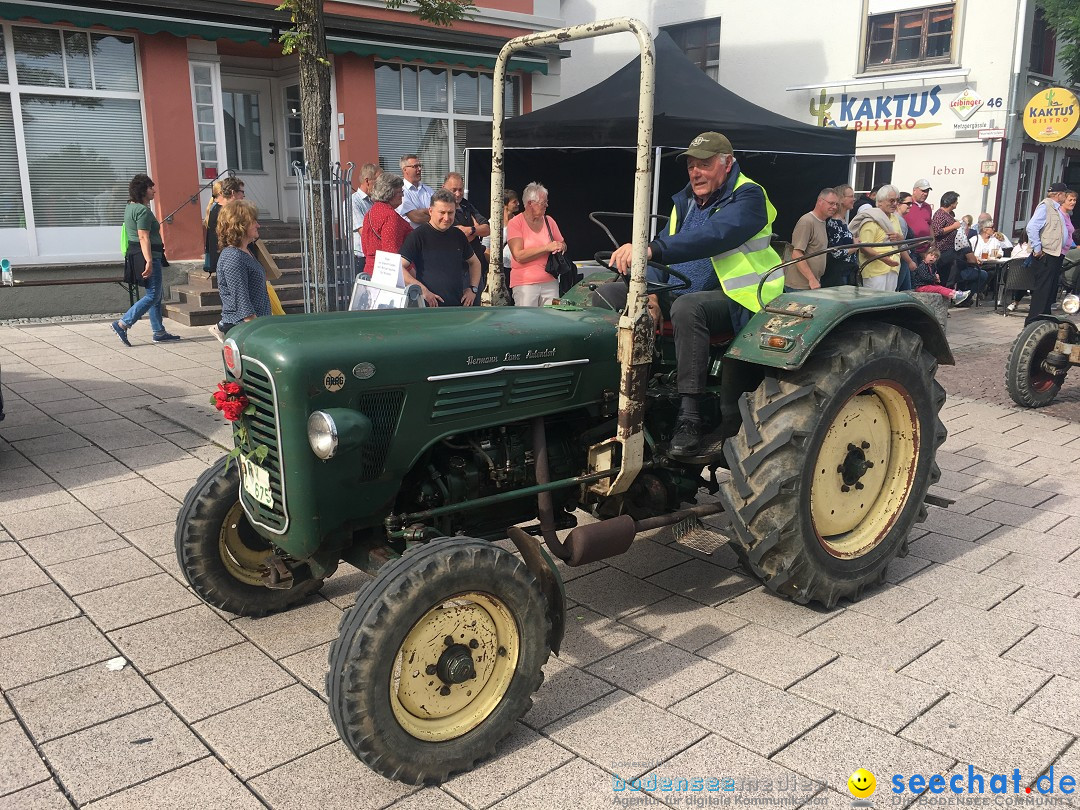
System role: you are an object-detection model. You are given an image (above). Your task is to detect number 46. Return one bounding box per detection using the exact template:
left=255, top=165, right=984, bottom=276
left=986, top=97, right=1004, bottom=108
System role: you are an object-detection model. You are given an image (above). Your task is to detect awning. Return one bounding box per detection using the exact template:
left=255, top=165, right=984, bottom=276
left=0, top=0, right=550, bottom=73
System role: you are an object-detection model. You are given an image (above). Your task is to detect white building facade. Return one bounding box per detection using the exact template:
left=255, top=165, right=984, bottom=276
left=556, top=0, right=1080, bottom=237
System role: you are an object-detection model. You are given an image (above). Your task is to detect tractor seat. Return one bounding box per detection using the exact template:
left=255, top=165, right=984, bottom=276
left=657, top=321, right=733, bottom=346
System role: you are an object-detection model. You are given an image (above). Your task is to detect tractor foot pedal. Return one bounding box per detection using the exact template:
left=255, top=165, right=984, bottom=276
left=665, top=429, right=728, bottom=467
left=671, top=512, right=731, bottom=556
left=261, top=555, right=295, bottom=590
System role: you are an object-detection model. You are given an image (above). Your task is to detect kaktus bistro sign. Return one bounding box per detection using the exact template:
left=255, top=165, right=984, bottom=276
left=1023, top=87, right=1080, bottom=143
left=808, top=85, right=1004, bottom=133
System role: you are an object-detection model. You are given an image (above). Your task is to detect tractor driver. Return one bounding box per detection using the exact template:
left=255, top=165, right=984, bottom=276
left=609, top=131, right=784, bottom=456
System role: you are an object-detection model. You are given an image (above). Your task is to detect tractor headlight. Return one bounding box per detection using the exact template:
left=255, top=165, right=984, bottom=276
left=307, top=411, right=339, bottom=459
left=307, top=409, right=372, bottom=460
left=1063, top=294, right=1080, bottom=315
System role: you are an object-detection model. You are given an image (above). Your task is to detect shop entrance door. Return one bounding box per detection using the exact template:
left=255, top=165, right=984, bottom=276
left=221, top=77, right=280, bottom=219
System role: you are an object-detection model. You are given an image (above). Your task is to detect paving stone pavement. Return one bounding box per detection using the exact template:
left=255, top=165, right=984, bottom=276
left=1, top=310, right=1079, bottom=810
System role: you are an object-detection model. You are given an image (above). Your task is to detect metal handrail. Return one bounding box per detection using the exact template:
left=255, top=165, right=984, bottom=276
left=161, top=169, right=236, bottom=224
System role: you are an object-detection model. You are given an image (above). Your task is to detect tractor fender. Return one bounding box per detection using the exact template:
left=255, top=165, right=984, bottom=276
left=724, top=288, right=954, bottom=372
left=507, top=527, right=566, bottom=656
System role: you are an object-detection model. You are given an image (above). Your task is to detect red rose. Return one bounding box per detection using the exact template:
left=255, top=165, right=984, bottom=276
left=221, top=399, right=246, bottom=422
left=224, top=382, right=242, bottom=396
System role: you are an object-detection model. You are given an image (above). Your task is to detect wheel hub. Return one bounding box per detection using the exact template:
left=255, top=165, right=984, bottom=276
left=390, top=592, right=520, bottom=742
left=437, top=643, right=476, bottom=684
left=810, top=382, right=919, bottom=558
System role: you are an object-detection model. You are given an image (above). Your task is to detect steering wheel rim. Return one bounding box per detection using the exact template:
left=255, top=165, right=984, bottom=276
left=594, top=251, right=692, bottom=295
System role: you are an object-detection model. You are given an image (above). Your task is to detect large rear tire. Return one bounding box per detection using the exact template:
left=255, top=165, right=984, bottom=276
left=175, top=455, right=323, bottom=616
left=720, top=324, right=945, bottom=608
left=327, top=537, right=550, bottom=784
left=1006, top=320, right=1065, bottom=408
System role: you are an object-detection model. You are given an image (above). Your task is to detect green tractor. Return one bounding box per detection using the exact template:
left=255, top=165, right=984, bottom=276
left=176, top=19, right=951, bottom=785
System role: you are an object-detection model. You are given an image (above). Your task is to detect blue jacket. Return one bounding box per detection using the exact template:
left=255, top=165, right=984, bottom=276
left=648, top=162, right=769, bottom=265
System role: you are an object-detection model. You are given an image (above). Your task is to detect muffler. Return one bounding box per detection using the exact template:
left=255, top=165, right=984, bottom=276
left=564, top=503, right=725, bottom=566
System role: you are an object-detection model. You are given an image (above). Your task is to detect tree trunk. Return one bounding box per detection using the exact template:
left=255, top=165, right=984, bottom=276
left=295, top=0, right=334, bottom=311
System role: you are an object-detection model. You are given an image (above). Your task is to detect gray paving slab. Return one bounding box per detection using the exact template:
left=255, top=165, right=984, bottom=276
left=1004, top=627, right=1080, bottom=680
left=0, top=779, right=72, bottom=809
left=619, top=595, right=747, bottom=653
left=523, top=655, right=615, bottom=730
left=73, top=573, right=198, bottom=632
left=0, top=555, right=50, bottom=596
left=977, top=524, right=1080, bottom=562
left=919, top=506, right=1001, bottom=541
left=107, top=604, right=244, bottom=673
left=40, top=704, right=206, bottom=805
left=791, top=655, right=945, bottom=734
left=1, top=502, right=100, bottom=541
left=773, top=714, right=952, bottom=804
left=800, top=610, right=939, bottom=671
left=907, top=533, right=1008, bottom=572
left=846, top=583, right=936, bottom=623
left=247, top=742, right=417, bottom=810
left=490, top=757, right=666, bottom=810
left=7, top=662, right=158, bottom=742
left=544, top=690, right=706, bottom=782
left=193, top=684, right=337, bottom=779
left=279, top=641, right=331, bottom=698
left=1017, top=675, right=1080, bottom=736
left=48, top=547, right=163, bottom=596
left=229, top=596, right=343, bottom=658
left=81, top=757, right=262, bottom=810
left=0, top=720, right=51, bottom=798
left=901, top=693, right=1071, bottom=776
left=585, top=638, right=727, bottom=708
left=0, top=584, right=80, bottom=640
left=899, top=640, right=1050, bottom=711
left=991, top=586, right=1080, bottom=636
left=645, top=559, right=758, bottom=606
left=698, top=623, right=836, bottom=689
left=981, top=552, right=1080, bottom=597
left=898, top=598, right=1036, bottom=657
left=382, top=789, right=468, bottom=810
left=898, top=562, right=1020, bottom=609
left=557, top=606, right=647, bottom=668
left=563, top=566, right=671, bottom=619
left=669, top=672, right=829, bottom=756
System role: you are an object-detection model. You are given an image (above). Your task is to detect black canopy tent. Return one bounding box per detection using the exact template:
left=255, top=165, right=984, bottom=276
left=465, top=33, right=855, bottom=260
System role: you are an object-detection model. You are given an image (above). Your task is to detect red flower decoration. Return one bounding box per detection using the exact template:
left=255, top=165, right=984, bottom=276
left=221, top=397, right=248, bottom=422
left=210, top=380, right=249, bottom=421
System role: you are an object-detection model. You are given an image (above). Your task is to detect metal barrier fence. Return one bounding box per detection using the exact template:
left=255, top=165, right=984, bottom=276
left=291, top=161, right=355, bottom=313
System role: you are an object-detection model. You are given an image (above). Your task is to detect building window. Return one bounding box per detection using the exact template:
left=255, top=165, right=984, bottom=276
left=5, top=24, right=146, bottom=230
left=374, top=63, right=519, bottom=181
left=1029, top=6, right=1056, bottom=76
left=854, top=159, right=893, bottom=194
left=190, top=63, right=222, bottom=179
left=662, top=20, right=721, bottom=81
left=864, top=4, right=953, bottom=70
left=223, top=91, right=264, bottom=172
left=284, top=83, right=304, bottom=169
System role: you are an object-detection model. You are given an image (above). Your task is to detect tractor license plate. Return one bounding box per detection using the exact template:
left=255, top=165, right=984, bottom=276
left=241, top=458, right=274, bottom=509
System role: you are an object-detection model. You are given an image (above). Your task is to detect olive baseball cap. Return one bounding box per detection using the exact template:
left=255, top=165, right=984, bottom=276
left=678, top=131, right=733, bottom=159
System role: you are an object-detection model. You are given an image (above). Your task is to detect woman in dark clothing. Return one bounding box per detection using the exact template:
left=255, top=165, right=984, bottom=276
left=823, top=183, right=858, bottom=286
left=930, top=191, right=964, bottom=286
left=216, top=199, right=270, bottom=335
left=204, top=176, right=245, bottom=275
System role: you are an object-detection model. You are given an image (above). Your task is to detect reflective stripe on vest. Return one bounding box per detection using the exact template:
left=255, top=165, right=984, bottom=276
left=668, top=173, right=782, bottom=312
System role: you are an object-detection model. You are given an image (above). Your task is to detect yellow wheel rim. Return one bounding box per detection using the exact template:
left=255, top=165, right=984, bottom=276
left=390, top=592, right=520, bottom=742
left=218, top=501, right=272, bottom=586
left=810, top=381, right=919, bottom=558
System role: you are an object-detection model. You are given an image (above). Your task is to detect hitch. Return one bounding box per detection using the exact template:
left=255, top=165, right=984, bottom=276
left=261, top=555, right=295, bottom=590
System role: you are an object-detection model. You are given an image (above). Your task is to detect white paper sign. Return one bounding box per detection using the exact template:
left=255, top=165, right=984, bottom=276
left=371, top=250, right=404, bottom=289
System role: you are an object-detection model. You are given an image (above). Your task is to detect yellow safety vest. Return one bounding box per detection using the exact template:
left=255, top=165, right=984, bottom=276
left=669, top=173, right=783, bottom=312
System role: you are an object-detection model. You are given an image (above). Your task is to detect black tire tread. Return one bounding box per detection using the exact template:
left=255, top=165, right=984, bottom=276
left=327, top=537, right=550, bottom=785
left=1006, top=320, right=1064, bottom=408
left=721, top=324, right=946, bottom=608
left=175, top=455, right=323, bottom=617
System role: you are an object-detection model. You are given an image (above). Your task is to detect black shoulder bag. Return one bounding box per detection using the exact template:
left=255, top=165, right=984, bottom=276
left=543, top=217, right=575, bottom=279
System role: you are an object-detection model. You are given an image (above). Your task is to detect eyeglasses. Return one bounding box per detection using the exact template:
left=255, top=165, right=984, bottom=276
left=404, top=163, right=422, bottom=170
left=899, top=201, right=912, bottom=206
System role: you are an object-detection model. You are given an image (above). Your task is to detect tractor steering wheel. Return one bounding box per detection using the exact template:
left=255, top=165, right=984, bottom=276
left=593, top=252, right=692, bottom=296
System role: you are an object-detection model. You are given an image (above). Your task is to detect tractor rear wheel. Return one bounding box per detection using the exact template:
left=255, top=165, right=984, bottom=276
left=720, top=324, right=945, bottom=608
left=1006, top=320, right=1066, bottom=408
left=327, top=537, right=550, bottom=784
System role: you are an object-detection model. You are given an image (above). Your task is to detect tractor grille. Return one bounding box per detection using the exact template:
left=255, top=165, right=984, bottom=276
left=432, top=370, right=576, bottom=420
left=356, top=390, right=405, bottom=482
left=240, top=361, right=288, bottom=532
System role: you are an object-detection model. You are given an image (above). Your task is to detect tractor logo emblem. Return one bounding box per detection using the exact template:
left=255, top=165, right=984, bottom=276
left=352, top=362, right=376, bottom=380
left=323, top=369, right=346, bottom=392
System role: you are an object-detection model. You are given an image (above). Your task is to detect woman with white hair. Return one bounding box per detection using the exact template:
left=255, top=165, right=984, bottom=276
left=506, top=181, right=567, bottom=307
left=850, top=184, right=904, bottom=291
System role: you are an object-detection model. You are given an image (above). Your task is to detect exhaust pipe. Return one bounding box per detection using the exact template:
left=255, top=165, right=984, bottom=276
left=564, top=503, right=725, bottom=566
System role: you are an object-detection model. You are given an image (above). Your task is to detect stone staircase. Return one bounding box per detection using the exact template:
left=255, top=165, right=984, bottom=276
left=164, top=221, right=305, bottom=327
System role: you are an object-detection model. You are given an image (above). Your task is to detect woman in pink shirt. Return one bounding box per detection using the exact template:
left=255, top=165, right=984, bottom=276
left=507, top=181, right=567, bottom=307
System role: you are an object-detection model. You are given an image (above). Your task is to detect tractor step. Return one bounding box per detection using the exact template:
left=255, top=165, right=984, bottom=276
left=663, top=428, right=728, bottom=466
left=672, top=512, right=732, bottom=556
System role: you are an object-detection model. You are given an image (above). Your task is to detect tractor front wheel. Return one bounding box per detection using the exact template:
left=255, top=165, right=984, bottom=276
left=1006, top=320, right=1067, bottom=408
left=175, top=455, right=323, bottom=616
left=327, top=537, right=550, bottom=784
left=721, top=324, right=945, bottom=608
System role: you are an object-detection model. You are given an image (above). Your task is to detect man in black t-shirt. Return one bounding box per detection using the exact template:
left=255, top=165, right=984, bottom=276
left=401, top=189, right=483, bottom=306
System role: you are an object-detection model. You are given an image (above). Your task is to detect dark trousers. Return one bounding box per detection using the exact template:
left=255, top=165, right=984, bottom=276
left=1025, top=253, right=1065, bottom=325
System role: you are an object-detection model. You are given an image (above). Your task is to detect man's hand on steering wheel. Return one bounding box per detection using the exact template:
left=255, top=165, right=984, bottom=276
left=595, top=251, right=693, bottom=297
left=610, top=242, right=648, bottom=273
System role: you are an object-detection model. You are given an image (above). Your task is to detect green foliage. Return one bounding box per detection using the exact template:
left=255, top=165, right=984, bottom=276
left=384, top=0, right=476, bottom=26
left=1035, top=0, right=1080, bottom=84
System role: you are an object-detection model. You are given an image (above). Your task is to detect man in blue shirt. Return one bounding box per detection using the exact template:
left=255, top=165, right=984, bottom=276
left=1025, top=181, right=1071, bottom=324
left=397, top=154, right=435, bottom=229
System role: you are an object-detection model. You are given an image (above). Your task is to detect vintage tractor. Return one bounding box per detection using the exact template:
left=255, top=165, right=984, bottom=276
left=1006, top=294, right=1080, bottom=407
left=175, top=20, right=951, bottom=786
